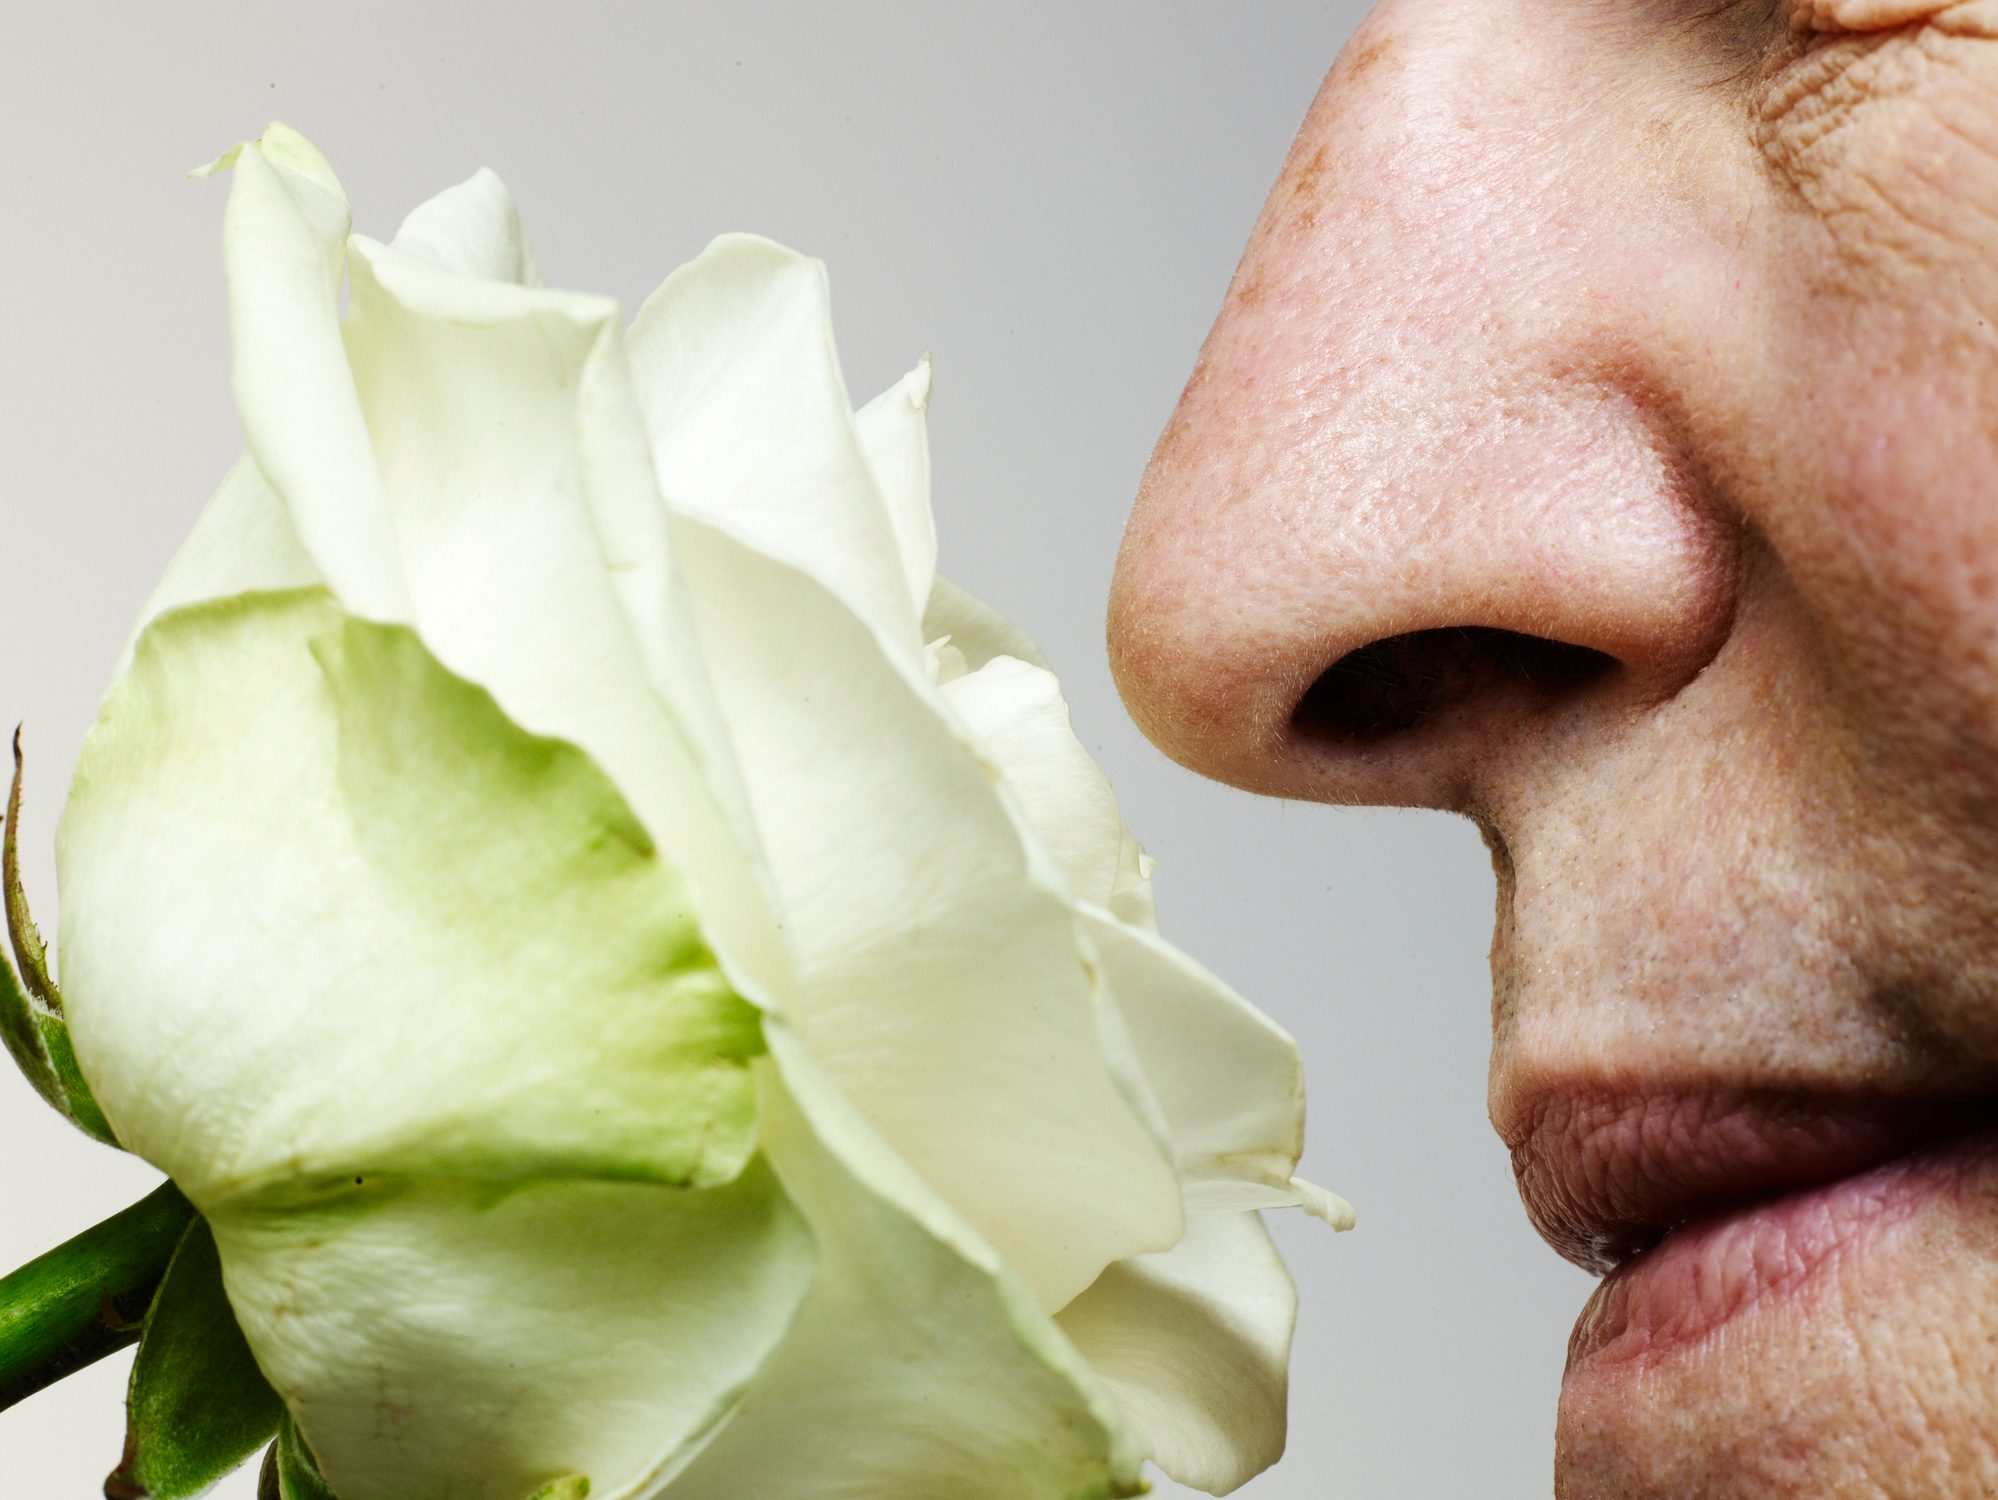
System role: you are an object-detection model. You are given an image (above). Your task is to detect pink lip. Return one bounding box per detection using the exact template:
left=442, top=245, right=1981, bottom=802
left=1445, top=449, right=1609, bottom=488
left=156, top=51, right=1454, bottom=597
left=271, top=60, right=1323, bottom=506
left=1565, top=1127, right=1998, bottom=1373
left=1501, top=1087, right=1988, bottom=1275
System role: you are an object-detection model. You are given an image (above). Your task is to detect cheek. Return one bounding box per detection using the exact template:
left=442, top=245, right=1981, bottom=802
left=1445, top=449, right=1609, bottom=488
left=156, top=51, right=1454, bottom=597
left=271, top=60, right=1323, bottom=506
left=1733, top=27, right=1998, bottom=932
left=1818, top=401, right=1998, bottom=722
left=1762, top=321, right=1998, bottom=807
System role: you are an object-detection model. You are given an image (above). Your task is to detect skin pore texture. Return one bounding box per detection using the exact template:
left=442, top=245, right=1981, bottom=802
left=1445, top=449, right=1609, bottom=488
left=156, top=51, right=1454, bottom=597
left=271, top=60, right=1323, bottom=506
left=1109, top=2, right=1998, bottom=1496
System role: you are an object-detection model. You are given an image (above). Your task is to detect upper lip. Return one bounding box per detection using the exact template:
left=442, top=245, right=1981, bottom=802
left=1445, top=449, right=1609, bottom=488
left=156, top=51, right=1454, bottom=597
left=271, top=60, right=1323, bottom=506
left=1499, top=1084, right=1996, bottom=1275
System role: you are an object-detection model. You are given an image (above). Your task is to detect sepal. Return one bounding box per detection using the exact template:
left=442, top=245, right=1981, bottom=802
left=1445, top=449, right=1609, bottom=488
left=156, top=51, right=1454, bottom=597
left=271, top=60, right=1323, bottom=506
left=2, top=730, right=116, bottom=1145
left=107, top=1215, right=283, bottom=1499
left=258, top=1414, right=338, bottom=1500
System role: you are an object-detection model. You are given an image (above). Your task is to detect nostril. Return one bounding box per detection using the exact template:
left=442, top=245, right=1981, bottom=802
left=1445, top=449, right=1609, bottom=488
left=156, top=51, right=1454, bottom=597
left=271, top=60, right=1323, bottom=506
left=1290, top=627, right=1617, bottom=746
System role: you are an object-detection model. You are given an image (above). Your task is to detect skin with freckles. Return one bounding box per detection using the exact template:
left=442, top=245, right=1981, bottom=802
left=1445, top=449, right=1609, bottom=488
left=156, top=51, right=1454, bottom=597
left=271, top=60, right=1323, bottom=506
left=1110, top=2, right=1998, bottom=1495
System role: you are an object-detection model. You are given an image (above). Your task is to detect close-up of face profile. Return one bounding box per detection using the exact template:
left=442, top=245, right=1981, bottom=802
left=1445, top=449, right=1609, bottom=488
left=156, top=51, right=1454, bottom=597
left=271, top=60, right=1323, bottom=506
left=8, top=5, right=1998, bottom=1499
left=1113, top=1, right=1998, bottom=1495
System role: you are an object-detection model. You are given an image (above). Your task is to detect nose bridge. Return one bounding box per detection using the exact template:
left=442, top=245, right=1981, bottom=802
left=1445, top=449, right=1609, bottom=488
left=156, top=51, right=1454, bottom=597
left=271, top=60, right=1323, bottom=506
left=1110, top=7, right=1739, bottom=800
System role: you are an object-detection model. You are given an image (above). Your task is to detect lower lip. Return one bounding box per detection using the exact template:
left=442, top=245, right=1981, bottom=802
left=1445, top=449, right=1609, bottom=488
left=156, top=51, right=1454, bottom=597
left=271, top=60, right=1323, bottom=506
left=1566, top=1126, right=1998, bottom=1375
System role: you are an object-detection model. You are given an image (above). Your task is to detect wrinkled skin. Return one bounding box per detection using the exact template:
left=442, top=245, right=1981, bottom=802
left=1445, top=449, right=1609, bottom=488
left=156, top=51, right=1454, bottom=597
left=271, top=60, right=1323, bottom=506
left=1109, top=2, right=1998, bottom=1495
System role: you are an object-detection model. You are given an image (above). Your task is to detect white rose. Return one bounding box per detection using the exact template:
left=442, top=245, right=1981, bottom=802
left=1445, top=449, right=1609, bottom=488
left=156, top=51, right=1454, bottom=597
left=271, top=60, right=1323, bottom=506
left=53, top=124, right=1349, bottom=1500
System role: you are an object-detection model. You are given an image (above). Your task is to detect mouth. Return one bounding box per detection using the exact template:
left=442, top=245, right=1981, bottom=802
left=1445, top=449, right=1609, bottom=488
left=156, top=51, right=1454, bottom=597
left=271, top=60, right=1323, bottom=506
left=1503, top=1087, right=1998, bottom=1370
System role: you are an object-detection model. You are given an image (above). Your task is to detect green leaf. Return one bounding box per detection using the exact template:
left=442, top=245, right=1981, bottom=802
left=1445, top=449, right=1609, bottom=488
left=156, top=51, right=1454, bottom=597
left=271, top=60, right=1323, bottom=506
left=1, top=731, right=116, bottom=1144
left=258, top=1413, right=338, bottom=1500
left=106, top=1215, right=283, bottom=1499
left=0, top=1181, right=193, bottom=1413
left=525, top=1479, right=590, bottom=1500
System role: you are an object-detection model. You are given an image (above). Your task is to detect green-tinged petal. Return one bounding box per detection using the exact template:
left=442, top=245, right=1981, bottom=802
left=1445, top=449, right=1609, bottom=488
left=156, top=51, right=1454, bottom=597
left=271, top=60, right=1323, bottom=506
left=216, top=1161, right=812, bottom=1500
left=61, top=589, right=816, bottom=1498
left=385, top=167, right=543, bottom=285
left=923, top=572, right=1050, bottom=672
left=625, top=235, right=919, bottom=653
left=940, top=655, right=1157, bottom=926
left=1080, top=909, right=1351, bottom=1228
left=338, top=221, right=792, bottom=1012
left=108, top=1216, right=283, bottom=1500
left=854, top=359, right=937, bottom=614
left=128, top=454, right=321, bottom=651
left=1057, top=1212, right=1297, bottom=1495
left=673, top=516, right=1183, bottom=1311
left=667, top=1025, right=1146, bottom=1500
left=525, top=1480, right=590, bottom=1500
left=59, top=590, right=762, bottom=1204
left=216, top=126, right=410, bottom=621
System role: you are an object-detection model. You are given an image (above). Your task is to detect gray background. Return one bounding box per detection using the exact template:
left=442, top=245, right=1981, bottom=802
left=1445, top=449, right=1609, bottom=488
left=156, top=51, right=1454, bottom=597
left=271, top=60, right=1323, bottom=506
left=0, top=5, right=1593, bottom=1496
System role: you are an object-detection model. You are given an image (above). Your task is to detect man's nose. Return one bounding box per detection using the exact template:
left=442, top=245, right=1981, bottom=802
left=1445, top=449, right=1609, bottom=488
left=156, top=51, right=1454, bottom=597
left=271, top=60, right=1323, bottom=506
left=1108, top=5, right=1741, bottom=812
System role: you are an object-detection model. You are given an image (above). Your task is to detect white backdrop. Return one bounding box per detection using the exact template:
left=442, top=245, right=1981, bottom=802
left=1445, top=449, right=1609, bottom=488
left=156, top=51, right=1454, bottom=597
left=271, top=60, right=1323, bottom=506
left=0, top=6, right=1593, bottom=1496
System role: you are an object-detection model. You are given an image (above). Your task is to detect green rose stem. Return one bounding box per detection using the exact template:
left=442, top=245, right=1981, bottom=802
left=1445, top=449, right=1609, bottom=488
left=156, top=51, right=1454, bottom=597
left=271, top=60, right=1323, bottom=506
left=0, top=1180, right=194, bottom=1411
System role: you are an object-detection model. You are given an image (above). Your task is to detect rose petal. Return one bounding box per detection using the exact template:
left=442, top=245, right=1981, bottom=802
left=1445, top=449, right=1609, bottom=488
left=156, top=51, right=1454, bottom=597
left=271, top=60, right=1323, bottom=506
left=854, top=358, right=938, bottom=615
left=61, top=591, right=765, bottom=1202
left=923, top=572, right=1050, bottom=672
left=383, top=166, right=544, bottom=285
left=940, top=654, right=1156, bottom=925
left=625, top=235, right=920, bottom=655
left=671, top=515, right=1184, bottom=1311
left=215, top=1161, right=812, bottom=1500
left=216, top=126, right=410, bottom=622
left=129, top=453, right=319, bottom=651
left=1057, top=1211, right=1298, bottom=1495
left=666, top=1024, right=1147, bottom=1500
left=1079, top=907, right=1350, bottom=1225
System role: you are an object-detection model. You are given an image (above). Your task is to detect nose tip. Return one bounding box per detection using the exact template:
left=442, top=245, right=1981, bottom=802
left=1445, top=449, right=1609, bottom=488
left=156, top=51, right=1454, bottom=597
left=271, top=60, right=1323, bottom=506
left=1109, top=380, right=1741, bottom=808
